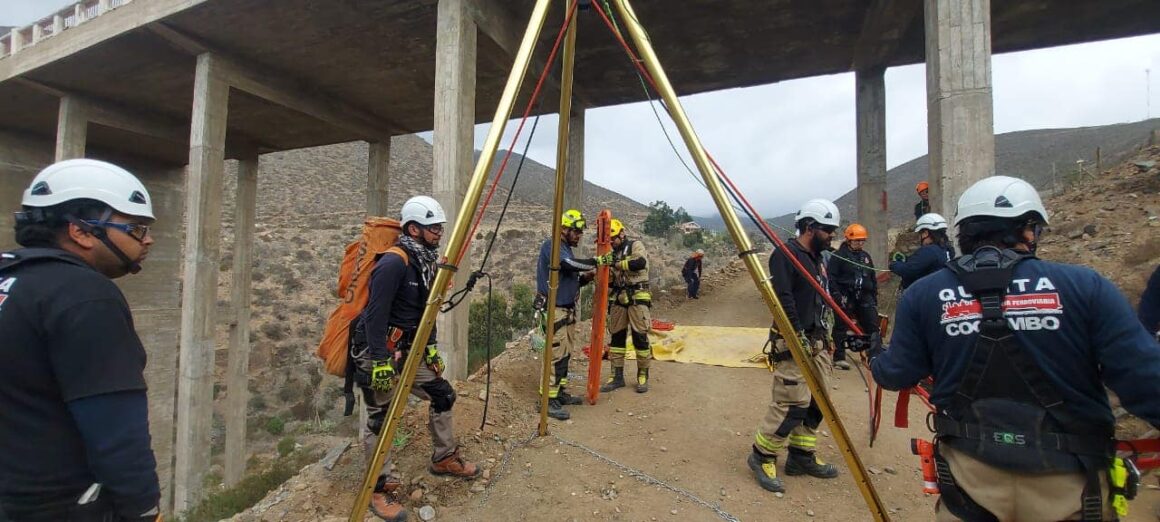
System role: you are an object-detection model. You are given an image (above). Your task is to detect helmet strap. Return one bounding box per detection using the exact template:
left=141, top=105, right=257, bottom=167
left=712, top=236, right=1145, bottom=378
left=65, top=209, right=142, bottom=275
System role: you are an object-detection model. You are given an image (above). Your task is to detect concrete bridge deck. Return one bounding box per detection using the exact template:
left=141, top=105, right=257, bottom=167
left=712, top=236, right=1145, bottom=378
left=2, top=0, right=1158, bottom=164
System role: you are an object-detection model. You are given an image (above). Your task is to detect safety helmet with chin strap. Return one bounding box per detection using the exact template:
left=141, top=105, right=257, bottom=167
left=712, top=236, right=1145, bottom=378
left=795, top=198, right=840, bottom=228
left=400, top=195, right=447, bottom=229
left=953, top=176, right=1049, bottom=227
left=22, top=159, right=154, bottom=219
left=19, top=159, right=154, bottom=274
left=914, top=213, right=949, bottom=232
left=561, top=209, right=586, bottom=230
left=610, top=218, right=624, bottom=238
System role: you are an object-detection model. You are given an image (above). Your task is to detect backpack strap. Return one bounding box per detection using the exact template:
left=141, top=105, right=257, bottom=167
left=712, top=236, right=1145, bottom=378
left=385, top=246, right=409, bottom=267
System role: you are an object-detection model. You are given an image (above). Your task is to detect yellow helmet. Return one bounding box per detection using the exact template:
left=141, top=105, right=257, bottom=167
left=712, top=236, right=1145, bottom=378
left=561, top=209, right=586, bottom=230
left=610, top=218, right=625, bottom=238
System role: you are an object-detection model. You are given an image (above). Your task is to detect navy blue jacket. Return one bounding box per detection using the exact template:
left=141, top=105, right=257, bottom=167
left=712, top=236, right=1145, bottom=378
left=873, top=256, right=1160, bottom=429
left=1139, top=265, right=1160, bottom=335
left=889, top=243, right=953, bottom=289
left=362, top=248, right=434, bottom=360
left=536, top=239, right=596, bottom=308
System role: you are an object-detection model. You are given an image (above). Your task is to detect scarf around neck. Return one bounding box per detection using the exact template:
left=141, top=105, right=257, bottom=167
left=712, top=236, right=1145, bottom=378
left=396, top=234, right=440, bottom=288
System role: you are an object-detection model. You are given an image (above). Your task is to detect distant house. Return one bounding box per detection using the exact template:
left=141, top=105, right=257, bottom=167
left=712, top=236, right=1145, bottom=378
left=677, top=221, right=702, bottom=234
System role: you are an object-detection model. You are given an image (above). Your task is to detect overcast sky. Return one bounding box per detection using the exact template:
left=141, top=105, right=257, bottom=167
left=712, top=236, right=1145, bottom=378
left=5, top=2, right=1159, bottom=217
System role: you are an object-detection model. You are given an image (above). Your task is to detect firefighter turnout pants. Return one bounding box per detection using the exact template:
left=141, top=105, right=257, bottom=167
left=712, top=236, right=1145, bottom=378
left=361, top=364, right=458, bottom=483
left=608, top=302, right=651, bottom=369
left=934, top=444, right=1116, bottom=521
left=542, top=305, right=578, bottom=399
left=754, top=337, right=832, bottom=456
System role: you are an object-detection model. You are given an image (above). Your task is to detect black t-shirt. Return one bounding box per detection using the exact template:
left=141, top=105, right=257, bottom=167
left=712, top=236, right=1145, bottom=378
left=0, top=249, right=148, bottom=510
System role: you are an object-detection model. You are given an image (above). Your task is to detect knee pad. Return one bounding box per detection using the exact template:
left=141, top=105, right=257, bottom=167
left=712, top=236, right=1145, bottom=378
left=421, top=378, right=457, bottom=413
left=631, top=330, right=649, bottom=350
left=804, top=399, right=824, bottom=430
left=774, top=405, right=810, bottom=438
left=611, top=330, right=628, bottom=348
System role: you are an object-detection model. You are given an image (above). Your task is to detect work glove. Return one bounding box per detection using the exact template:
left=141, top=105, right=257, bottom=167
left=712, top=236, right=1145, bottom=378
left=424, top=344, right=445, bottom=376
left=844, top=334, right=885, bottom=360
left=595, top=252, right=614, bottom=266
left=891, top=251, right=906, bottom=262
left=795, top=331, right=813, bottom=353
left=533, top=293, right=547, bottom=313
left=371, top=359, right=396, bottom=392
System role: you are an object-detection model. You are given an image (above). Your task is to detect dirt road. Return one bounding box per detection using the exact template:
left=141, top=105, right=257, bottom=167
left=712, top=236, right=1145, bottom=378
left=238, top=266, right=1160, bottom=521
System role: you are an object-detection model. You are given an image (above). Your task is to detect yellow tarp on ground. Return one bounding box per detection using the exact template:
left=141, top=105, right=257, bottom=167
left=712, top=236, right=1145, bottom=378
left=623, top=325, right=769, bottom=368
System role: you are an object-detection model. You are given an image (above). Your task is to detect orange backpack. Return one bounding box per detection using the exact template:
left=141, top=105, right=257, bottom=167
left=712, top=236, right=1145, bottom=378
left=316, top=217, right=409, bottom=376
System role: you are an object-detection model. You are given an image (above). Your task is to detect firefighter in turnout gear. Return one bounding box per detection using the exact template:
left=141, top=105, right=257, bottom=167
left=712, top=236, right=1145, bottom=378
left=536, top=209, right=612, bottom=421
left=748, top=199, right=842, bottom=494
left=601, top=218, right=654, bottom=393
left=869, top=176, right=1160, bottom=521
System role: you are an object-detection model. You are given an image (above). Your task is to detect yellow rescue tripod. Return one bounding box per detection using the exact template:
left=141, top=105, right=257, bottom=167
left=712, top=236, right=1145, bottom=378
left=349, top=1, right=890, bottom=520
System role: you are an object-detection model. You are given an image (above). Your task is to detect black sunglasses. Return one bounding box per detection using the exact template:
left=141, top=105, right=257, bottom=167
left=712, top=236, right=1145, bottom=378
left=83, top=220, right=151, bottom=242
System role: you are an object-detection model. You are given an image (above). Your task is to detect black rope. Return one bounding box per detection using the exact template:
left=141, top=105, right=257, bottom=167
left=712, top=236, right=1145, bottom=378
left=478, top=271, right=494, bottom=431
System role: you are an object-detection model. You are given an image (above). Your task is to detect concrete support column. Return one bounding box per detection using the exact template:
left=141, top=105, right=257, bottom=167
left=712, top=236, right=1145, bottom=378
left=855, top=68, right=888, bottom=267
left=924, top=0, right=995, bottom=217
left=367, top=140, right=391, bottom=216
left=174, top=53, right=229, bottom=512
left=433, top=0, right=476, bottom=380
left=563, top=108, right=585, bottom=213
left=98, top=0, right=111, bottom=15
left=55, top=96, right=88, bottom=161
left=10, top=30, right=22, bottom=55
left=223, top=156, right=258, bottom=487
left=53, top=14, right=64, bottom=35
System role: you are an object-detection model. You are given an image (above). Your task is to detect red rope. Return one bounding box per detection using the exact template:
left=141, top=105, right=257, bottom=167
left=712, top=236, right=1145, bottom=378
left=452, top=0, right=581, bottom=267
left=590, top=5, right=942, bottom=434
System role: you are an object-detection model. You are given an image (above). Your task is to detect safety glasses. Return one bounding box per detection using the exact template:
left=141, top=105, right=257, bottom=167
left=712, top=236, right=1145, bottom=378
left=83, top=220, right=151, bottom=242
left=422, top=223, right=445, bottom=235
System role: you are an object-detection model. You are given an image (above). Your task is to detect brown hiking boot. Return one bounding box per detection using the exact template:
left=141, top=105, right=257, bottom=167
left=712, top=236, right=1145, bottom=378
left=369, top=491, right=408, bottom=521
left=430, top=449, right=480, bottom=478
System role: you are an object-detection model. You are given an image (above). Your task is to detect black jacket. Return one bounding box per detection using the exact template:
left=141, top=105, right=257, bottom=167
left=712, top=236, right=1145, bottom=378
left=682, top=257, right=701, bottom=278
left=914, top=200, right=931, bottom=220
left=828, top=242, right=876, bottom=299
left=769, top=238, right=827, bottom=334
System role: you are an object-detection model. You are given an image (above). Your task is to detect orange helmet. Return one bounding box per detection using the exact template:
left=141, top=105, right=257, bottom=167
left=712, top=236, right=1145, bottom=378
left=916, top=181, right=930, bottom=194
left=844, top=223, right=868, bottom=241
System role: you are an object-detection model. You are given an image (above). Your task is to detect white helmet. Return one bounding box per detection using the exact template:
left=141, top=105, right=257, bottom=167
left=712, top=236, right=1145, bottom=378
left=401, top=195, right=446, bottom=227
left=22, top=159, right=154, bottom=219
left=954, top=176, right=1049, bottom=226
left=795, top=198, right=840, bottom=228
left=914, top=213, right=949, bottom=232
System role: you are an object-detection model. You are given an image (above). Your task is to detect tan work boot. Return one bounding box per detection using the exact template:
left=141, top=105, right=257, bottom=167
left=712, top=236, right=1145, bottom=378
left=369, top=491, right=408, bottom=521
left=430, top=448, right=480, bottom=478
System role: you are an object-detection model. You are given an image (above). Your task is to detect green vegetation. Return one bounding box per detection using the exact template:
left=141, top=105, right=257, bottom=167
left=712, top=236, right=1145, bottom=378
left=177, top=448, right=321, bottom=522
left=643, top=200, right=692, bottom=237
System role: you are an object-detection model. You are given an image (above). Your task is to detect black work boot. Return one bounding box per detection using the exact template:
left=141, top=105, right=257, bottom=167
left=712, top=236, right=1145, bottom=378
left=784, top=447, right=839, bottom=478
left=635, top=368, right=649, bottom=393
left=547, top=398, right=570, bottom=420
left=746, top=449, right=785, bottom=493
left=600, top=367, right=626, bottom=392
left=557, top=388, right=584, bottom=405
